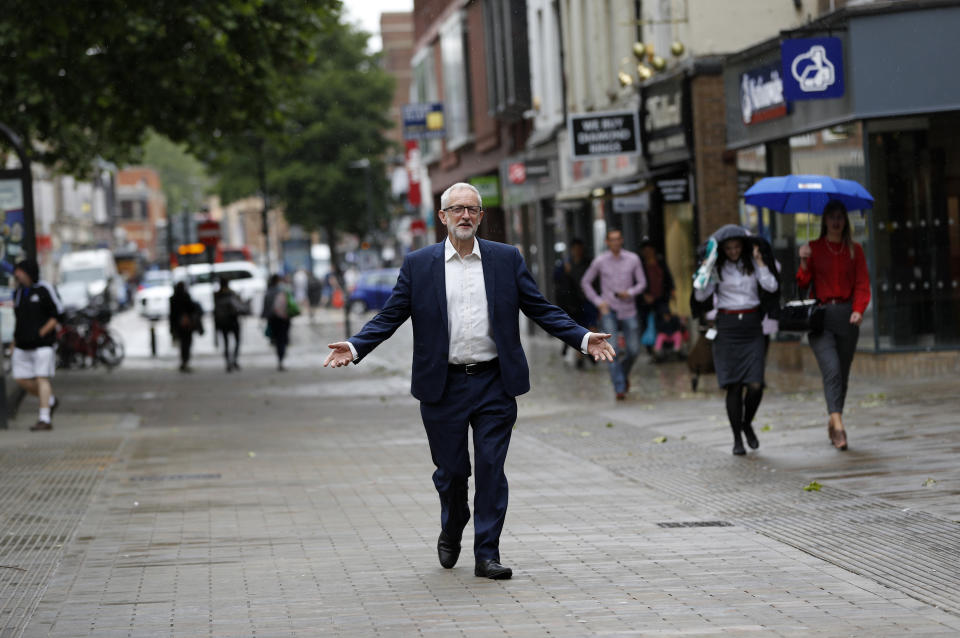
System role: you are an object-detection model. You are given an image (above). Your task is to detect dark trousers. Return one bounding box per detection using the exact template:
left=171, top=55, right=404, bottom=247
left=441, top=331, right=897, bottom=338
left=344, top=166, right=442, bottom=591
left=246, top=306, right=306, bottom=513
left=176, top=329, right=192, bottom=366
left=809, top=302, right=860, bottom=414
left=219, top=324, right=240, bottom=366
left=267, top=317, right=290, bottom=363
left=419, top=366, right=517, bottom=562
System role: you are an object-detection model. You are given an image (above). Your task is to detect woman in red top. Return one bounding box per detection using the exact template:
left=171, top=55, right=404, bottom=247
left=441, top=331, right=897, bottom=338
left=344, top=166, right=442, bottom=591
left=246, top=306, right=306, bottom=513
left=797, top=200, right=871, bottom=451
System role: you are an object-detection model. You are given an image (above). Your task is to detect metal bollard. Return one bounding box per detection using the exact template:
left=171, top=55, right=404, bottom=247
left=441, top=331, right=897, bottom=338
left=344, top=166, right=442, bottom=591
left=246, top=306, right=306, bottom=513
left=149, top=319, right=157, bottom=358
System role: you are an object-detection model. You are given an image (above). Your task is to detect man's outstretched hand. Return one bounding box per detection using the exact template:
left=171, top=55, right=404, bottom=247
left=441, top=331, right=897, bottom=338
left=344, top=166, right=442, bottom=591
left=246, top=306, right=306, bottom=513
left=587, top=333, right=616, bottom=362
left=324, top=342, right=354, bottom=368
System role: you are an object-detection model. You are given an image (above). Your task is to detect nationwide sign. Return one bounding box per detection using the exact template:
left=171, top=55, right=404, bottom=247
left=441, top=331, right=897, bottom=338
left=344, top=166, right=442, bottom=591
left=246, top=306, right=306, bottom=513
left=568, top=110, right=640, bottom=160
left=740, top=63, right=787, bottom=125
left=402, top=102, right=445, bottom=140
left=781, top=37, right=845, bottom=101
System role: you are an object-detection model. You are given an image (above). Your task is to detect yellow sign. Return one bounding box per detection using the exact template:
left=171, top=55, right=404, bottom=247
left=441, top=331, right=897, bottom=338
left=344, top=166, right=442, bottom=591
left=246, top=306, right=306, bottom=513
left=178, top=243, right=206, bottom=255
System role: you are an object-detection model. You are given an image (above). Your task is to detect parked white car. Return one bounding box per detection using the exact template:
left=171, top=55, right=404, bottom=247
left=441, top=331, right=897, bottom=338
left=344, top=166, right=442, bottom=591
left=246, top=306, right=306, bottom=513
left=174, top=261, right=267, bottom=316
left=134, top=270, right=174, bottom=320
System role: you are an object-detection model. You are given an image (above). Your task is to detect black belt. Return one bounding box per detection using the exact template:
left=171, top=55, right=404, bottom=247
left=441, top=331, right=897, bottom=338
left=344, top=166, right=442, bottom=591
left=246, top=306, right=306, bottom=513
left=448, top=358, right=498, bottom=375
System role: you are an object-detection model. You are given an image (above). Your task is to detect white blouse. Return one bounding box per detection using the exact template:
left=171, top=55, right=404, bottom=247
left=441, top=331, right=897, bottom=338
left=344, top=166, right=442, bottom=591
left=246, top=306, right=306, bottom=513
left=694, top=260, right=777, bottom=310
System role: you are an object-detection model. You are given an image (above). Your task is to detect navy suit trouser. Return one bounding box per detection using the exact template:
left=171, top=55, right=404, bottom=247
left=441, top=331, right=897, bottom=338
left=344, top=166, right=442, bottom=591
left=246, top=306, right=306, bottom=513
left=419, top=365, right=517, bottom=562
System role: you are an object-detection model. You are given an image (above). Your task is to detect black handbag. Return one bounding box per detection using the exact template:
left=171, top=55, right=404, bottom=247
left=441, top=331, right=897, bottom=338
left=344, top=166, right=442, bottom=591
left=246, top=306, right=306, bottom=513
left=779, top=286, right=824, bottom=334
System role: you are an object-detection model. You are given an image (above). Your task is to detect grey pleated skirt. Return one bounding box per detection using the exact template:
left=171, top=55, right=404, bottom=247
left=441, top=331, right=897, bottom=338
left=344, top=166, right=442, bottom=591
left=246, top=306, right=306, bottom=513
left=712, top=311, right=765, bottom=388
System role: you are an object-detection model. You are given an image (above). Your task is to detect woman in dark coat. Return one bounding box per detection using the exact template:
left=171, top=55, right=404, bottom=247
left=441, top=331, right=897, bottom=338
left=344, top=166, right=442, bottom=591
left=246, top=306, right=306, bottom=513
left=262, top=274, right=291, bottom=371
left=694, top=226, right=779, bottom=455
left=169, top=281, right=200, bottom=372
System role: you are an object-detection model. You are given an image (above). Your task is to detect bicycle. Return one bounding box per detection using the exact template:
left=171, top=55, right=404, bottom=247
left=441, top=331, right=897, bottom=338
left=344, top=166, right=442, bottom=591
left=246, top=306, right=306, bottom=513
left=56, top=306, right=125, bottom=369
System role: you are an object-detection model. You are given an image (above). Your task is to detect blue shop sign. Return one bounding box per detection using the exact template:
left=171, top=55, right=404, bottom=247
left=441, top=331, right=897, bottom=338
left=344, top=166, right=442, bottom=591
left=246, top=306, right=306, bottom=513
left=781, top=37, right=845, bottom=101
left=402, top=103, right=445, bottom=140
left=739, top=63, right=787, bottom=125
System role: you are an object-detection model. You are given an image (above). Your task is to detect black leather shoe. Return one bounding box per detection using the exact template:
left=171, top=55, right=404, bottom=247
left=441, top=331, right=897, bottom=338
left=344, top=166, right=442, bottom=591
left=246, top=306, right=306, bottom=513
left=475, top=559, right=512, bottom=580
left=437, top=531, right=461, bottom=569
left=742, top=423, right=759, bottom=450
left=732, top=439, right=746, bottom=456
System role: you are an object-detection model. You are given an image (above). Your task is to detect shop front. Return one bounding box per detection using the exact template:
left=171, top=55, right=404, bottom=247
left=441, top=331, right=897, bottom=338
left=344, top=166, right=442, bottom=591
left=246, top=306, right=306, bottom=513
left=724, top=1, right=960, bottom=354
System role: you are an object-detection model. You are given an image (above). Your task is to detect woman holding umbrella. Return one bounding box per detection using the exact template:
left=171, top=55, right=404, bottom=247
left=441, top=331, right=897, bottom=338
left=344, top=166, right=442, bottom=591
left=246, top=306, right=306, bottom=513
left=694, top=225, right=779, bottom=455
left=797, top=199, right=871, bottom=451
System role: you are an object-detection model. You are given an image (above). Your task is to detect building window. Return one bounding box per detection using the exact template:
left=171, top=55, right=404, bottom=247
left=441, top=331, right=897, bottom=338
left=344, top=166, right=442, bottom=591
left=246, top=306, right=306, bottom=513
left=440, top=11, right=472, bottom=149
left=411, top=46, right=441, bottom=163
left=483, top=0, right=531, bottom=120
left=119, top=199, right=147, bottom=221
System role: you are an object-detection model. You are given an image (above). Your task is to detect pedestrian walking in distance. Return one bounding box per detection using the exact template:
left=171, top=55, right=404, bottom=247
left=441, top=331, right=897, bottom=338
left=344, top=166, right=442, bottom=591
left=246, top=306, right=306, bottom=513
left=169, top=281, right=201, bottom=372
left=214, top=276, right=243, bottom=372
left=580, top=228, right=647, bottom=400
left=694, top=226, right=779, bottom=455
left=324, top=182, right=616, bottom=580
left=10, top=259, right=63, bottom=431
left=797, top=200, right=871, bottom=451
left=262, top=275, right=292, bottom=371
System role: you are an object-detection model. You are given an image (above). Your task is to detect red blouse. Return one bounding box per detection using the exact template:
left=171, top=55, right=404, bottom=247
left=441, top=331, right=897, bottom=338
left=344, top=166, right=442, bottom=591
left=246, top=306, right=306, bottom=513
left=796, top=238, right=871, bottom=314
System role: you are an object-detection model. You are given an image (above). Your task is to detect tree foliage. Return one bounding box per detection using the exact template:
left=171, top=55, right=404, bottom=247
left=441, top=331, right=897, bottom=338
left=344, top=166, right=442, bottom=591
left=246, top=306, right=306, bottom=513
left=0, top=0, right=340, bottom=174
left=208, top=19, right=395, bottom=242
left=141, top=131, right=212, bottom=217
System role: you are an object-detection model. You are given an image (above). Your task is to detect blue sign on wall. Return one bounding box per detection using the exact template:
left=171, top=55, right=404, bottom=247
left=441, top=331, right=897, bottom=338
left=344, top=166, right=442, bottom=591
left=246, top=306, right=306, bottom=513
left=781, top=37, right=845, bottom=101
left=402, top=103, right=445, bottom=140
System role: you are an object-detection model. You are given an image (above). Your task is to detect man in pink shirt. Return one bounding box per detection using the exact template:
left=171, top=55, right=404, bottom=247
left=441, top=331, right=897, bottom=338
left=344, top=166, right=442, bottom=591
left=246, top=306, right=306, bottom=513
left=581, top=229, right=647, bottom=399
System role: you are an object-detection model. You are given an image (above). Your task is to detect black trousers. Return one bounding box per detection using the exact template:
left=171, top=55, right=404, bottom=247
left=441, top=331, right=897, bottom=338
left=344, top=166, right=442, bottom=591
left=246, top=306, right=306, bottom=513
left=809, top=302, right=860, bottom=414
left=176, top=328, right=192, bottom=366
left=219, top=324, right=240, bottom=366
left=419, top=366, right=517, bottom=562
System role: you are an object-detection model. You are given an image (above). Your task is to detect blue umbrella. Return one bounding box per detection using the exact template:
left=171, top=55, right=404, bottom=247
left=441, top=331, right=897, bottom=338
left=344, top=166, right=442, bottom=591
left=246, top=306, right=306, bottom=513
left=744, top=174, right=874, bottom=214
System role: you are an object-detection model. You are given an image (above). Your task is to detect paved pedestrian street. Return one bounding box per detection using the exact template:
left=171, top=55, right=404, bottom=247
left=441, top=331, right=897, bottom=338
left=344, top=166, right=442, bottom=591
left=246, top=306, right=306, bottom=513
left=2, top=313, right=959, bottom=636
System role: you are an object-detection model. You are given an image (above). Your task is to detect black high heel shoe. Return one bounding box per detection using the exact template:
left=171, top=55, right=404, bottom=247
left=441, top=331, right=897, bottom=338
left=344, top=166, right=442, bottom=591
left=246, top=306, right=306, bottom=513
left=742, top=423, right=759, bottom=450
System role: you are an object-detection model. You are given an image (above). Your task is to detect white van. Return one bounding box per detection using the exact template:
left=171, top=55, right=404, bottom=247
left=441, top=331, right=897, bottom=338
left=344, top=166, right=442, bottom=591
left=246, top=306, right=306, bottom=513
left=58, top=249, right=123, bottom=311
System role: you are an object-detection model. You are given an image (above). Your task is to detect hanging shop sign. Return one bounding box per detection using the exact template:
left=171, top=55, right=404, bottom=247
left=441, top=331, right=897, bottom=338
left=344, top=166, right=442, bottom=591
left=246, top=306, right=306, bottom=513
left=402, top=102, right=445, bottom=140
left=469, top=175, right=501, bottom=208
left=568, top=110, right=640, bottom=160
left=740, top=63, right=787, bottom=125
left=641, top=75, right=691, bottom=166
left=781, top=37, right=845, bottom=101
left=611, top=182, right=650, bottom=214
left=656, top=176, right=691, bottom=203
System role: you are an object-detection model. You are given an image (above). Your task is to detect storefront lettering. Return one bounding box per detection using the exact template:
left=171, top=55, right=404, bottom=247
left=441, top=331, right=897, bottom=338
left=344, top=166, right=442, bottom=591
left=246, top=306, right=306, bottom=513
left=740, top=65, right=786, bottom=125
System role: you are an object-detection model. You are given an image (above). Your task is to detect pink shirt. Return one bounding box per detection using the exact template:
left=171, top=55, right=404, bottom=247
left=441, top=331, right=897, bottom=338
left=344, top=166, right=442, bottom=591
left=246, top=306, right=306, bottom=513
left=580, top=250, right=647, bottom=319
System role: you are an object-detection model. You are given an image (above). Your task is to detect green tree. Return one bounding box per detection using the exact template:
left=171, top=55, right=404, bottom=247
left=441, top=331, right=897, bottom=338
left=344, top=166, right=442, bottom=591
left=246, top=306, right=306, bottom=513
left=209, top=19, right=395, bottom=276
left=141, top=131, right=212, bottom=217
left=0, top=0, right=341, bottom=174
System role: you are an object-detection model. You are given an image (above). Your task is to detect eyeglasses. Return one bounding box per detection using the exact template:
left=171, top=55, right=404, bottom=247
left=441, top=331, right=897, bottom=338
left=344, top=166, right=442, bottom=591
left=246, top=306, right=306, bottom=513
left=442, top=205, right=483, bottom=216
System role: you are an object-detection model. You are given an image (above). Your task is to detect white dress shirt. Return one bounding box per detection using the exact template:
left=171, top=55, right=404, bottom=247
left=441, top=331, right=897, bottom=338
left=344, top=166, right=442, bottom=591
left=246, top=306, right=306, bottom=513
left=445, top=237, right=498, bottom=364
left=694, top=260, right=777, bottom=309
left=348, top=238, right=595, bottom=361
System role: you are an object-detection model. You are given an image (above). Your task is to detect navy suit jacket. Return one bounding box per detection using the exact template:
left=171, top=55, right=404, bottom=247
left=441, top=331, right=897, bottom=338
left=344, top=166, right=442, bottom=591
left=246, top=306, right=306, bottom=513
left=349, top=239, right=589, bottom=403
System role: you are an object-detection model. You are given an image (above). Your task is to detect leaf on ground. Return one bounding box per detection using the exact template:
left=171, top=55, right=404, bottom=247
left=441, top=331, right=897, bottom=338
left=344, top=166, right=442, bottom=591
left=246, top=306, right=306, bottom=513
left=761, top=425, right=772, bottom=432
left=580, top=431, right=592, bottom=437
left=606, top=422, right=614, bottom=428
left=803, top=481, right=822, bottom=492
left=922, top=478, right=937, bottom=487
left=248, top=451, right=257, bottom=458
left=652, top=436, right=667, bottom=444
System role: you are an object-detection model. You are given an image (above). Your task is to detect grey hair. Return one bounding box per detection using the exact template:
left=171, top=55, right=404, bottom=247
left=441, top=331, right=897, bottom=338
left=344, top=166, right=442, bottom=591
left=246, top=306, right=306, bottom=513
left=440, top=182, right=482, bottom=210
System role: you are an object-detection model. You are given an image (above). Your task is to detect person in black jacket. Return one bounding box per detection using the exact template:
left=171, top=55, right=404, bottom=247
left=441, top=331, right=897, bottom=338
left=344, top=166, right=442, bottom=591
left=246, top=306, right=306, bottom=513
left=170, top=281, right=201, bottom=372
left=11, top=258, right=64, bottom=431
left=213, top=276, right=243, bottom=372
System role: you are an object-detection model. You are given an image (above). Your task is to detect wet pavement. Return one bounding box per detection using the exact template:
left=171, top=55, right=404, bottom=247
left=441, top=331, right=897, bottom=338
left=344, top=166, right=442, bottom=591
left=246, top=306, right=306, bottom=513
left=1, top=308, right=959, bottom=636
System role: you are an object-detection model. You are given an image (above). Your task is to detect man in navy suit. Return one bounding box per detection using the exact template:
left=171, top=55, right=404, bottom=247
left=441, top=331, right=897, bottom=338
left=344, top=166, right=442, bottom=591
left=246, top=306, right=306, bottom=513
left=325, top=183, right=615, bottom=579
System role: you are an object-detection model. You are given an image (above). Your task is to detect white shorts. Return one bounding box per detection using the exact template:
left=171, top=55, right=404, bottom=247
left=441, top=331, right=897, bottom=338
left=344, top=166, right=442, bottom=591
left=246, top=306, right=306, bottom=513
left=12, top=347, right=56, bottom=380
